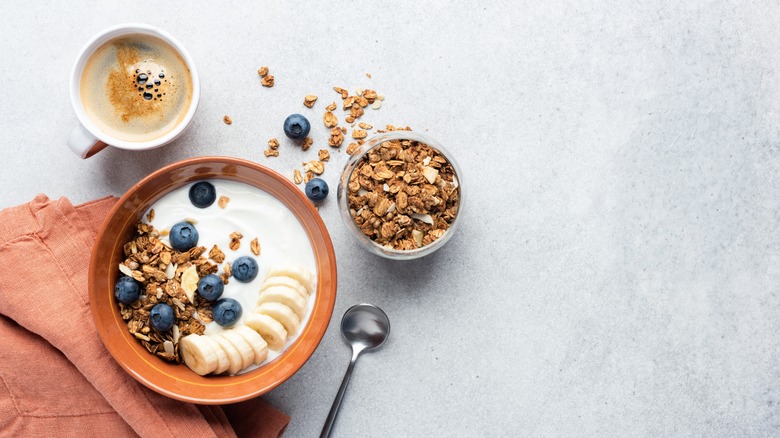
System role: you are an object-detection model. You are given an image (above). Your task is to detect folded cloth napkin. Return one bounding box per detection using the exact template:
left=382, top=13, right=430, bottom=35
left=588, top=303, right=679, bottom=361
left=0, top=195, right=290, bottom=437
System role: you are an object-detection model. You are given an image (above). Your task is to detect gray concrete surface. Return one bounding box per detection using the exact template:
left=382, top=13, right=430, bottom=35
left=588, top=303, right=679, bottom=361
left=2, top=1, right=779, bottom=436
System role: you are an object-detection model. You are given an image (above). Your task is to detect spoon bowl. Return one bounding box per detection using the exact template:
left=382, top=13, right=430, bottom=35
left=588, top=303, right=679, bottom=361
left=341, top=304, right=390, bottom=352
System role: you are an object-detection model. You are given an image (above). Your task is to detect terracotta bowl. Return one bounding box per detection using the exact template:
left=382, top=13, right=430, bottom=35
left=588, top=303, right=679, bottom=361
left=88, top=156, right=337, bottom=404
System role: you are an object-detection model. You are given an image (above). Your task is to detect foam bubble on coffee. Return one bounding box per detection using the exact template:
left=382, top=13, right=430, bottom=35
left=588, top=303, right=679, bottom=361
left=80, top=34, right=193, bottom=142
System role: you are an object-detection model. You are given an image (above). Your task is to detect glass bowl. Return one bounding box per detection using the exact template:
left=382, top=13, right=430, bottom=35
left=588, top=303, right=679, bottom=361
left=337, top=131, right=463, bottom=260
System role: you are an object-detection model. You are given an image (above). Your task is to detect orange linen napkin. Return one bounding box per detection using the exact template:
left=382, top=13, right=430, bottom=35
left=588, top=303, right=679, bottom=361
left=0, top=195, right=290, bottom=437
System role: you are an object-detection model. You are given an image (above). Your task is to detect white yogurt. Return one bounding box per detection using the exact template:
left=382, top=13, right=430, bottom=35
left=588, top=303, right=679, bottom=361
left=143, top=179, right=317, bottom=371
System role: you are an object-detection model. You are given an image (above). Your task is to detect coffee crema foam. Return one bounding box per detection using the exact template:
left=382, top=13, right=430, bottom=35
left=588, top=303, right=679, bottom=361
left=80, top=34, right=193, bottom=142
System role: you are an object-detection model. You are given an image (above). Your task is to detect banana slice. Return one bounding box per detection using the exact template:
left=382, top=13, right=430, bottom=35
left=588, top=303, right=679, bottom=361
left=211, top=337, right=231, bottom=375
left=261, top=275, right=309, bottom=299
left=255, top=302, right=301, bottom=337
left=245, top=314, right=287, bottom=350
left=265, top=266, right=315, bottom=295
left=234, top=325, right=269, bottom=364
left=211, top=333, right=244, bottom=375
left=219, top=330, right=255, bottom=370
left=179, top=334, right=219, bottom=376
left=180, top=265, right=199, bottom=304
left=257, top=286, right=307, bottom=319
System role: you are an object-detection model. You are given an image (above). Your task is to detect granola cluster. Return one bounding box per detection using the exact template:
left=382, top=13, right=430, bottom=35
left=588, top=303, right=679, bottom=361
left=118, top=221, right=217, bottom=362
left=303, top=95, right=317, bottom=108
left=258, top=66, right=274, bottom=87
left=330, top=86, right=382, bottom=128
left=117, top=209, right=261, bottom=363
left=347, top=138, right=459, bottom=250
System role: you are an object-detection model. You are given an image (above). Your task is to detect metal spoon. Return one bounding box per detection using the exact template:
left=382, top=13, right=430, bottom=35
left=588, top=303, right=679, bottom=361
left=320, top=304, right=390, bottom=438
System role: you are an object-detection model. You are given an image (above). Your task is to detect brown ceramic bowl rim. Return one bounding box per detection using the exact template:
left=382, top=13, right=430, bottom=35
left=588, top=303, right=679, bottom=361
left=88, top=156, right=337, bottom=404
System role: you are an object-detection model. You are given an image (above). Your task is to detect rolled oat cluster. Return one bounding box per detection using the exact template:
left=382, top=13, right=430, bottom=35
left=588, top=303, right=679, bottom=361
left=118, top=221, right=219, bottom=362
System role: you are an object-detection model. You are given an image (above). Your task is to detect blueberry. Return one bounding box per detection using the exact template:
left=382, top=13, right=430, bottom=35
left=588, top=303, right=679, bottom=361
left=188, top=181, right=217, bottom=208
left=283, top=114, right=311, bottom=140
left=212, top=298, right=243, bottom=327
left=305, top=178, right=329, bottom=201
left=232, top=256, right=258, bottom=282
left=114, top=276, right=141, bottom=304
left=149, top=303, right=175, bottom=331
left=169, top=222, right=199, bottom=252
left=197, top=274, right=224, bottom=301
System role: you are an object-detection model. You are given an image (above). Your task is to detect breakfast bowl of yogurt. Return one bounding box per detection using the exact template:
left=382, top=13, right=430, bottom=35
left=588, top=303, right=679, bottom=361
left=88, top=157, right=337, bottom=404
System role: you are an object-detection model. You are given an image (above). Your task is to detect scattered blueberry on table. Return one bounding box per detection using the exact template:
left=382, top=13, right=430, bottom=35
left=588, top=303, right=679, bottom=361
left=115, top=276, right=141, bottom=304
left=283, top=114, right=311, bottom=140
left=305, top=178, right=329, bottom=201
left=149, top=303, right=175, bottom=331
left=232, top=256, right=259, bottom=282
left=197, top=274, right=224, bottom=301
left=213, top=298, right=243, bottom=327
left=188, top=181, right=217, bottom=208
left=170, top=221, right=199, bottom=252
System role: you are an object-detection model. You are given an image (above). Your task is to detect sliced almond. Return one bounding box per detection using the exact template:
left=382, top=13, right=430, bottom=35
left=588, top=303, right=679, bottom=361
left=180, top=265, right=199, bottom=303
left=163, top=340, right=175, bottom=355
left=411, top=213, right=435, bottom=225
left=118, top=263, right=133, bottom=277
left=422, top=166, right=439, bottom=184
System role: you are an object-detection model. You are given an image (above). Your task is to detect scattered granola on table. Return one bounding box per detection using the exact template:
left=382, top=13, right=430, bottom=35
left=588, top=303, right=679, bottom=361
left=223, top=115, right=232, bottom=125
left=303, top=160, right=325, bottom=175
left=323, top=111, right=338, bottom=128
left=333, top=86, right=348, bottom=99
left=349, top=104, right=364, bottom=120
left=363, top=89, right=377, bottom=102
left=268, top=138, right=280, bottom=150
left=329, top=128, right=344, bottom=147
left=347, top=137, right=460, bottom=250
left=304, top=95, right=318, bottom=108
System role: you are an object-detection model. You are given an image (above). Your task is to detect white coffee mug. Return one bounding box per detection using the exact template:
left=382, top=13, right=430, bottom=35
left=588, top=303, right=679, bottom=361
left=68, top=23, right=200, bottom=158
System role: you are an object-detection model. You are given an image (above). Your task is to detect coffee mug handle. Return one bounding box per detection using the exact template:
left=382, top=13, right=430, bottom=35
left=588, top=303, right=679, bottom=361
left=68, top=123, right=108, bottom=159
